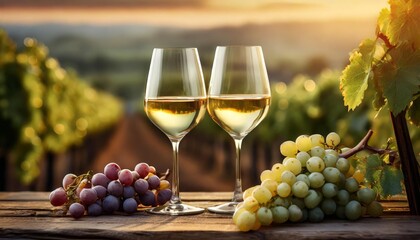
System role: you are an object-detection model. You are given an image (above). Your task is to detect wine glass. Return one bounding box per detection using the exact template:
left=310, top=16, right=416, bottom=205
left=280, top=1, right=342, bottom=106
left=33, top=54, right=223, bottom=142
left=207, top=46, right=271, bottom=214
left=144, top=48, right=206, bottom=215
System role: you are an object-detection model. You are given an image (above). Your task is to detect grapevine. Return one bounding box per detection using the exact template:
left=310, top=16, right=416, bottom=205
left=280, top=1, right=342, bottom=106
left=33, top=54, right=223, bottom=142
left=339, top=130, right=398, bottom=163
left=340, top=0, right=420, bottom=117
left=234, top=131, right=388, bottom=232
left=0, top=30, right=123, bottom=184
left=340, top=0, right=420, bottom=214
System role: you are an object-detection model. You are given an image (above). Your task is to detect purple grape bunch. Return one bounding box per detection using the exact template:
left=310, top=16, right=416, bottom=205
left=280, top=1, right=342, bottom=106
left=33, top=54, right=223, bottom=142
left=49, top=162, right=172, bottom=219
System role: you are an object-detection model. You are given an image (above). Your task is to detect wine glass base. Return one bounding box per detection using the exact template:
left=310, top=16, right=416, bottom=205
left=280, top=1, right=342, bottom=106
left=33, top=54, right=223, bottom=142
left=207, top=202, right=239, bottom=214
left=147, top=203, right=205, bottom=216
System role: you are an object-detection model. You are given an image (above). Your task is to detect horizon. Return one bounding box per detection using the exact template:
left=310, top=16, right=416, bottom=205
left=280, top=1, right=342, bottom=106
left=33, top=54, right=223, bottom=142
left=0, top=0, right=388, bottom=29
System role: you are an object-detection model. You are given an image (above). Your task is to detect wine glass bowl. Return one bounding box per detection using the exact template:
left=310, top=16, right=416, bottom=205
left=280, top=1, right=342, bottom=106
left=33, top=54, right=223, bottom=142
left=144, top=48, right=206, bottom=215
left=207, top=46, right=271, bottom=214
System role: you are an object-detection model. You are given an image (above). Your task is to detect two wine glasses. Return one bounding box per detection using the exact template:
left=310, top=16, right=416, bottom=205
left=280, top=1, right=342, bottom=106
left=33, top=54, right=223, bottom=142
left=144, top=46, right=271, bottom=215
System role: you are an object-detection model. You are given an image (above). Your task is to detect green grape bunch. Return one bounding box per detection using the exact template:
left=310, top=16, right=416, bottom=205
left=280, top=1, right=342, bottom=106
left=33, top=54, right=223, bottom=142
left=233, top=132, right=384, bottom=232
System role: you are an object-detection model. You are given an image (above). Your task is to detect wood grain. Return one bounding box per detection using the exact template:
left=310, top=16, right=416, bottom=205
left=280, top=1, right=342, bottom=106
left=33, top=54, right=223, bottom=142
left=0, top=192, right=419, bottom=240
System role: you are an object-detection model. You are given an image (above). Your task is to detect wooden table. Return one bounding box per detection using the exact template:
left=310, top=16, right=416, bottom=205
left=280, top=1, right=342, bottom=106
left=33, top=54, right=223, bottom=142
left=0, top=192, right=419, bottom=239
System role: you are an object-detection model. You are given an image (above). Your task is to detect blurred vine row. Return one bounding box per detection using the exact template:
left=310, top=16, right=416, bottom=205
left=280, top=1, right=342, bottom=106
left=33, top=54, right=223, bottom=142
left=0, top=30, right=123, bottom=184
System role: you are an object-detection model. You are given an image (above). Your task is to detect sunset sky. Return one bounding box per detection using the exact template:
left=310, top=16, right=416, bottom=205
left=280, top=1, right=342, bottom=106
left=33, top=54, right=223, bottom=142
left=0, top=0, right=388, bottom=28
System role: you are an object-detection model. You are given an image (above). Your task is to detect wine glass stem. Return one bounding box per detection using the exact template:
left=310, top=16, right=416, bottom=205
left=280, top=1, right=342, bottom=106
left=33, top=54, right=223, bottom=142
left=232, top=138, right=244, bottom=202
left=170, top=140, right=182, bottom=205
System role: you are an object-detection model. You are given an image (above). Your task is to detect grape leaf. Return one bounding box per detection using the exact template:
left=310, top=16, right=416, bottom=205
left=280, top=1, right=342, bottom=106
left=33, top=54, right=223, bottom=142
left=371, top=47, right=387, bottom=110
left=366, top=168, right=380, bottom=185
left=340, top=39, right=376, bottom=111
left=367, top=154, right=382, bottom=169
left=371, top=178, right=383, bottom=199
left=372, top=59, right=391, bottom=111
left=377, top=8, right=391, bottom=38
left=380, top=165, right=404, bottom=197
left=365, top=154, right=382, bottom=184
left=388, top=0, right=420, bottom=48
left=407, top=95, right=420, bottom=126
left=373, top=170, right=382, bottom=186
left=372, top=92, right=386, bottom=110
left=379, top=44, right=420, bottom=115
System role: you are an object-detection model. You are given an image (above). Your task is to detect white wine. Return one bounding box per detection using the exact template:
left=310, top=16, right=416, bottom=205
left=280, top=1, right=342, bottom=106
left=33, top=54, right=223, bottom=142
left=145, top=97, right=206, bottom=140
left=207, top=95, right=270, bottom=138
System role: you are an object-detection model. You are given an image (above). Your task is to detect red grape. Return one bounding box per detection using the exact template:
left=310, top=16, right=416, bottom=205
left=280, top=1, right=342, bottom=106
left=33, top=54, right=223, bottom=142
left=147, top=175, right=160, bottom=190
left=134, top=178, right=149, bottom=195
left=92, top=173, right=110, bottom=187
left=131, top=171, right=140, bottom=181
left=123, top=198, right=138, bottom=214
left=149, top=166, right=156, bottom=174
left=79, top=188, right=98, bottom=206
left=87, top=203, right=102, bottom=216
left=69, top=202, right=85, bottom=219
left=62, top=173, right=77, bottom=189
left=104, top=162, right=121, bottom=180
left=103, top=195, right=120, bottom=213
left=139, top=190, right=156, bottom=206
left=118, top=169, right=134, bottom=186
left=50, top=161, right=172, bottom=219
left=134, top=162, right=150, bottom=178
left=107, top=180, right=123, bottom=197
left=93, top=185, right=107, bottom=199
left=157, top=189, right=172, bottom=205
left=49, top=187, right=67, bottom=206
left=123, top=186, right=135, bottom=198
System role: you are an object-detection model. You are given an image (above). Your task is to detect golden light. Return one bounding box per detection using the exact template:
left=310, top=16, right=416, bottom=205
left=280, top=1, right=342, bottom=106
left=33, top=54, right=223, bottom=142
left=76, top=118, right=89, bottom=131
left=304, top=79, right=316, bottom=92
left=0, top=0, right=388, bottom=28
left=53, top=123, right=65, bottom=135
left=31, top=97, right=43, bottom=108
left=24, top=127, right=35, bottom=138
left=275, top=82, right=287, bottom=94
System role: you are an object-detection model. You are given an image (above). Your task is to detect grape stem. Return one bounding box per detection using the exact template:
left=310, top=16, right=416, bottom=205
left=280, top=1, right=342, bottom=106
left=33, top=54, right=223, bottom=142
left=377, top=32, right=395, bottom=51
left=339, top=130, right=398, bottom=163
left=64, top=170, right=93, bottom=212
left=158, top=169, right=170, bottom=180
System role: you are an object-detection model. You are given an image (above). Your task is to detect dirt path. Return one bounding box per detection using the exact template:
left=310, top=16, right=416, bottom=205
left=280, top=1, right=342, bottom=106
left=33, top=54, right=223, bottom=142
left=93, top=114, right=232, bottom=192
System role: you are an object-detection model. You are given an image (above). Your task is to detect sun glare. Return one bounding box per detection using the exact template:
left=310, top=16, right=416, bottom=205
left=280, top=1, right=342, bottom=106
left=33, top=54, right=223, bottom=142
left=0, top=0, right=388, bottom=28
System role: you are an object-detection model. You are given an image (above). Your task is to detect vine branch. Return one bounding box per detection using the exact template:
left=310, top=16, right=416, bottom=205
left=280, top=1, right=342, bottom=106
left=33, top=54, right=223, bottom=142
left=339, top=129, right=398, bottom=163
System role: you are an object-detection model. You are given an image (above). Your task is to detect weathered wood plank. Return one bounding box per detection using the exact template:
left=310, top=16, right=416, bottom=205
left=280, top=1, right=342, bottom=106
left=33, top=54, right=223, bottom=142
left=0, top=192, right=418, bottom=240
left=0, top=191, right=50, bottom=201
left=0, top=214, right=419, bottom=240
left=0, top=192, right=409, bottom=214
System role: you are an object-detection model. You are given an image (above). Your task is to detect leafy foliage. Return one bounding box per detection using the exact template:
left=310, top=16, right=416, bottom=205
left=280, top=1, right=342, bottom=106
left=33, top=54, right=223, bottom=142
left=387, top=0, right=420, bottom=48
left=365, top=153, right=404, bottom=197
left=340, top=0, right=420, bottom=123
left=378, top=43, right=420, bottom=114
left=407, top=95, right=420, bottom=125
left=0, top=30, right=123, bottom=184
left=340, top=39, right=375, bottom=110
left=381, top=165, right=404, bottom=196
left=252, top=71, right=372, bottom=146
